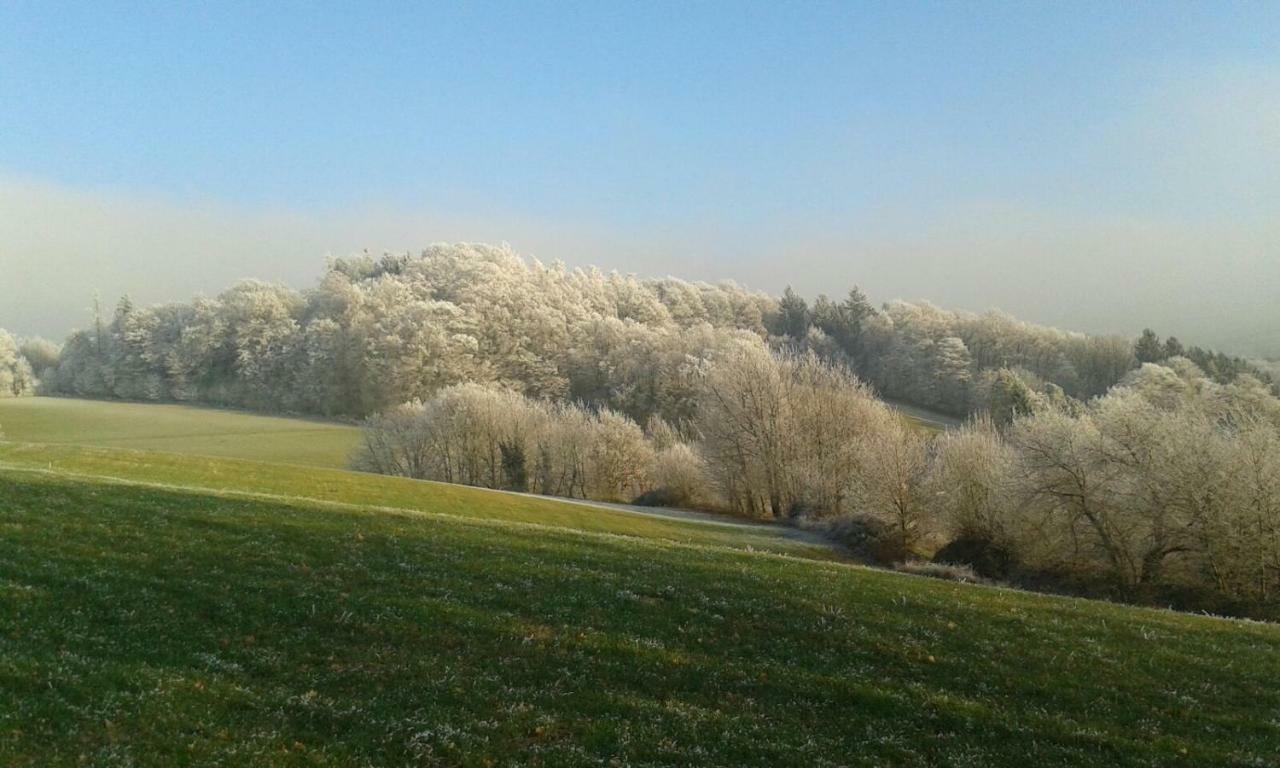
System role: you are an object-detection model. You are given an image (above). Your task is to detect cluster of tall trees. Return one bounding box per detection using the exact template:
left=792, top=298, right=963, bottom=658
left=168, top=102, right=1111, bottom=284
left=788, top=288, right=1274, bottom=417
left=352, top=383, right=707, bottom=506
left=1133, top=327, right=1271, bottom=385
left=360, top=347, right=1280, bottom=613
left=693, top=345, right=1280, bottom=613
left=42, top=244, right=774, bottom=422
left=775, top=287, right=1164, bottom=416
left=356, top=342, right=918, bottom=526
left=931, top=361, right=1280, bottom=609
left=357, top=341, right=922, bottom=523
left=37, top=244, right=1269, bottom=425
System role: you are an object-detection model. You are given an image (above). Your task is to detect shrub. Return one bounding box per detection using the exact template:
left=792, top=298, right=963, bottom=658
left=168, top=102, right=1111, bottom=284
left=894, top=560, right=986, bottom=584
left=799, top=513, right=904, bottom=564
left=933, top=534, right=1016, bottom=580
left=641, top=443, right=709, bottom=508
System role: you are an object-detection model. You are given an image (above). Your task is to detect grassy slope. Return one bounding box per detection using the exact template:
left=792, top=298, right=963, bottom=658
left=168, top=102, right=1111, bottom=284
left=2, top=398, right=1279, bottom=765
left=0, top=397, right=824, bottom=556
left=2, top=470, right=1278, bottom=766
left=0, top=397, right=359, bottom=468
left=0, top=443, right=821, bottom=557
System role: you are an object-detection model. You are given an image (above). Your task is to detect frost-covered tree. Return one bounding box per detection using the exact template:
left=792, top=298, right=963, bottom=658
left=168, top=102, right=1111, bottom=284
left=0, top=329, right=36, bottom=397
left=694, top=339, right=795, bottom=517
left=646, top=443, right=711, bottom=508
left=786, top=355, right=888, bottom=518
left=855, top=415, right=930, bottom=556
left=586, top=407, right=654, bottom=501
left=694, top=341, right=894, bottom=519
left=352, top=383, right=662, bottom=504
left=928, top=416, right=1017, bottom=543
left=1006, top=361, right=1280, bottom=601
left=974, top=368, right=1044, bottom=427
left=18, top=337, right=60, bottom=382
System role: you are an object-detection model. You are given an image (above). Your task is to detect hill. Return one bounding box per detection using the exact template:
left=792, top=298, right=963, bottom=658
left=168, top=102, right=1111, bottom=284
left=0, top=397, right=830, bottom=557
left=0, top=442, right=825, bottom=558
left=1, top=402, right=1278, bottom=765
left=1, top=459, right=1277, bottom=766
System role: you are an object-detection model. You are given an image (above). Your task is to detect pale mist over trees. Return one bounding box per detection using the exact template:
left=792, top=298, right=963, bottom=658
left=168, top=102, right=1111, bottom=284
left=8, top=243, right=1280, bottom=617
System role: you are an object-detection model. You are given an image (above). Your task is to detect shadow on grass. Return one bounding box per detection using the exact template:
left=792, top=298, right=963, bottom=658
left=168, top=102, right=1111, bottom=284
left=2, top=472, right=1278, bottom=767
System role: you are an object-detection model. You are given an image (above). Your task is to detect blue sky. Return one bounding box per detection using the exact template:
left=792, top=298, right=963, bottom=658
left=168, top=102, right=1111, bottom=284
left=2, top=2, right=1278, bottom=353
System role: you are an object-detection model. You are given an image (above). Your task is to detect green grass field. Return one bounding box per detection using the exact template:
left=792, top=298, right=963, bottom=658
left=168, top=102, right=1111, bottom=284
left=0, top=443, right=824, bottom=558
left=0, top=397, right=360, bottom=467
left=1, top=397, right=1279, bottom=765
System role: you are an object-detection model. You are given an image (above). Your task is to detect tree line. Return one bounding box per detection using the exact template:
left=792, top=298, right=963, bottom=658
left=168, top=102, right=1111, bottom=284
left=353, top=383, right=697, bottom=507
left=21, top=243, right=1272, bottom=425
left=776, top=286, right=1274, bottom=417
left=360, top=345, right=1280, bottom=617
left=5, top=243, right=1279, bottom=615
left=37, top=245, right=774, bottom=421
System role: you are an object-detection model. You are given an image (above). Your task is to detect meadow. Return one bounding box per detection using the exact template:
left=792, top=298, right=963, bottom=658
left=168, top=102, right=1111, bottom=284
left=0, top=397, right=360, bottom=468
left=1, top=398, right=1278, bottom=766
left=0, top=442, right=823, bottom=558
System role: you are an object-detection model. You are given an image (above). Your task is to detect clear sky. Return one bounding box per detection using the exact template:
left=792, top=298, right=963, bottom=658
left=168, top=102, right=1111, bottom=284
left=2, top=1, right=1278, bottom=354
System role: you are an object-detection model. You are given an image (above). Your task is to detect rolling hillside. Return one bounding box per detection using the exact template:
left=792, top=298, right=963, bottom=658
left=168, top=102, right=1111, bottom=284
left=2, top=464, right=1278, bottom=766
left=1, top=398, right=1278, bottom=765
left=0, top=442, right=825, bottom=558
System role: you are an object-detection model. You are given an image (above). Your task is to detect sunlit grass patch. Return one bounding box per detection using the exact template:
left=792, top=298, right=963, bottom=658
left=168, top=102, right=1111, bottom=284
left=0, top=396, right=360, bottom=468
left=0, top=442, right=827, bottom=557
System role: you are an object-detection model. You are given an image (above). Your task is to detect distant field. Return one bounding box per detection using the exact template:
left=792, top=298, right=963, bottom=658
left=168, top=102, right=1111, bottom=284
left=1, top=467, right=1277, bottom=766
left=0, top=397, right=359, bottom=468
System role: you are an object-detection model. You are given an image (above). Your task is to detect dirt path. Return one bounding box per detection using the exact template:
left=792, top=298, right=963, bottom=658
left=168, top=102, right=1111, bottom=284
left=505, top=490, right=835, bottom=550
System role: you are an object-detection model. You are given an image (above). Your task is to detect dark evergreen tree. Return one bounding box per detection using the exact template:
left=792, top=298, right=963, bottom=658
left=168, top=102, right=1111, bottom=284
left=1134, top=328, right=1165, bottom=363
left=776, top=286, right=810, bottom=339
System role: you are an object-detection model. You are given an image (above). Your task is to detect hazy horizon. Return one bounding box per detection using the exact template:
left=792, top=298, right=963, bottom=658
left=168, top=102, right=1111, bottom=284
left=3, top=3, right=1278, bottom=355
